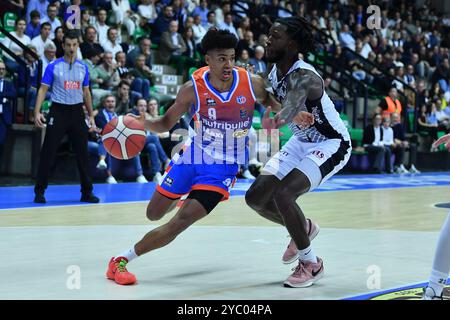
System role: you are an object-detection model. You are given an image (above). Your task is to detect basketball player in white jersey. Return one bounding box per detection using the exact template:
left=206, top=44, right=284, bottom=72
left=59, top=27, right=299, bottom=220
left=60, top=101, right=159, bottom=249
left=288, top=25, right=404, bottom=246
left=245, top=16, right=352, bottom=288
left=423, top=133, right=450, bottom=300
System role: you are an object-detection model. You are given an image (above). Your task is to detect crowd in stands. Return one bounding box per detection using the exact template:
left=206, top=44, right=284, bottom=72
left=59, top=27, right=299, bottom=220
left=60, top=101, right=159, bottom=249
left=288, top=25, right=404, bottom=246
left=1, top=0, right=449, bottom=181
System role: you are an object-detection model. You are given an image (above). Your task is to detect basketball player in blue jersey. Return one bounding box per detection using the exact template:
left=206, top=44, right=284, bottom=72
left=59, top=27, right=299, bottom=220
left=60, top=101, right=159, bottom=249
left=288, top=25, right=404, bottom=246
left=245, top=16, right=352, bottom=288
left=423, top=134, right=450, bottom=299
left=105, top=28, right=282, bottom=285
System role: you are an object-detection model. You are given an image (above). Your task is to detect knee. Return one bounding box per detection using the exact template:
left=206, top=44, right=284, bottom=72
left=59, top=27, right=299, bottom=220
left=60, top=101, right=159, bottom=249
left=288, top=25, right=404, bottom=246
left=146, top=204, right=164, bottom=221
left=245, top=184, right=262, bottom=210
left=273, top=188, right=290, bottom=207
left=273, top=186, right=306, bottom=212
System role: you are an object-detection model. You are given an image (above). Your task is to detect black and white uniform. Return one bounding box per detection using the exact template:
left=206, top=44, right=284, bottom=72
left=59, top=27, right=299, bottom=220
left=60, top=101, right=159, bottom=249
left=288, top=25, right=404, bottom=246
left=263, top=59, right=351, bottom=189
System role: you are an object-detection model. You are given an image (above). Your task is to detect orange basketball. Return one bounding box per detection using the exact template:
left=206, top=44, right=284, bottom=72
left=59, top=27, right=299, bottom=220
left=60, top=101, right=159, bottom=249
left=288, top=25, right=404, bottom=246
left=101, top=115, right=147, bottom=160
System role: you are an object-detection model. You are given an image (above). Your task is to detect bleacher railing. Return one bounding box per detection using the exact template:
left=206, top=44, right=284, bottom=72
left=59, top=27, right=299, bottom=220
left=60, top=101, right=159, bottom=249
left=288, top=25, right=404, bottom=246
left=0, top=25, right=42, bottom=124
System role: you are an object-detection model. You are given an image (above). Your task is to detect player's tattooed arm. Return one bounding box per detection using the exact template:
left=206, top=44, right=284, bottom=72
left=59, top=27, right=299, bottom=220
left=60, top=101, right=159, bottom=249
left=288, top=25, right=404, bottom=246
left=275, top=69, right=323, bottom=124
left=142, top=81, right=194, bottom=132
left=250, top=73, right=281, bottom=110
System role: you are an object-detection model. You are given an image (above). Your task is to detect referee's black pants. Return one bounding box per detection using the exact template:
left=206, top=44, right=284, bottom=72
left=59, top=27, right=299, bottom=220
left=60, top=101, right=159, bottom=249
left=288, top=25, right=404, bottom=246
left=34, top=103, right=93, bottom=196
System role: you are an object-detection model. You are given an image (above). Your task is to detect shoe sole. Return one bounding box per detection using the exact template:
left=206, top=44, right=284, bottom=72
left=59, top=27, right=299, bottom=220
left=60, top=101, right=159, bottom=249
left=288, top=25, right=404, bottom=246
left=282, top=222, right=320, bottom=265
left=106, top=271, right=115, bottom=280
left=283, top=269, right=324, bottom=288
left=106, top=269, right=137, bottom=285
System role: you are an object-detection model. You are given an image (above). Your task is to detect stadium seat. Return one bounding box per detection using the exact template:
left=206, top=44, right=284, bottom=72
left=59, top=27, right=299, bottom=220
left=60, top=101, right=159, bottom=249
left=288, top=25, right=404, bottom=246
left=3, top=12, right=17, bottom=33
left=252, top=109, right=262, bottom=130
left=129, top=0, right=139, bottom=11
left=0, top=20, right=5, bottom=42
left=188, top=67, right=197, bottom=77
left=349, top=128, right=368, bottom=158
left=279, top=124, right=293, bottom=148
left=349, top=128, right=364, bottom=148
left=41, top=100, right=51, bottom=114
left=132, top=28, right=148, bottom=44
left=437, top=131, right=447, bottom=151
left=408, top=112, right=415, bottom=132
left=339, top=113, right=351, bottom=129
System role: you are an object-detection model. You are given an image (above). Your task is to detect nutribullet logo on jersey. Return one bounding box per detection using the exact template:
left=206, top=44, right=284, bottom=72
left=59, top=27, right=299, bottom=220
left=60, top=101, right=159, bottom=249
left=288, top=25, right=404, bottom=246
left=173, top=123, right=280, bottom=166
left=200, top=118, right=250, bottom=130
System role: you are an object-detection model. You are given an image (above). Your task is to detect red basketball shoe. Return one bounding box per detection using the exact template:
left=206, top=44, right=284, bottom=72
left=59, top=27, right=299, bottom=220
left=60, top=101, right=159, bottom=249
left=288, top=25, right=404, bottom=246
left=106, top=257, right=137, bottom=285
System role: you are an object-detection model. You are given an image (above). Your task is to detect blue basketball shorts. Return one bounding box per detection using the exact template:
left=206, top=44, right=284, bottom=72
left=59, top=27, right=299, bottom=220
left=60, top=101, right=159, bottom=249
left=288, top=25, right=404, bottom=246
left=156, top=158, right=239, bottom=201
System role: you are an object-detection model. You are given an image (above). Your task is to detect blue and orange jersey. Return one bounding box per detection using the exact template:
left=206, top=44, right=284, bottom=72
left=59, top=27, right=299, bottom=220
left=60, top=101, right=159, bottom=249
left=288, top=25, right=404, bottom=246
left=187, top=66, right=256, bottom=164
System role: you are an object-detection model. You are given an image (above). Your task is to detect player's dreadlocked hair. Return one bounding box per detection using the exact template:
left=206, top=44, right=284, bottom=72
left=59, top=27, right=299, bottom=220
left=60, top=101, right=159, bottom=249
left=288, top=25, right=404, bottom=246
left=200, top=27, right=238, bottom=54
left=275, top=16, right=316, bottom=56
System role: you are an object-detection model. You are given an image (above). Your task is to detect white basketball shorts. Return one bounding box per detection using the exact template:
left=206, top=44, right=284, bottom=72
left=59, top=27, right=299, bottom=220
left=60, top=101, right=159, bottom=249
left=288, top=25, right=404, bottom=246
left=263, top=138, right=352, bottom=190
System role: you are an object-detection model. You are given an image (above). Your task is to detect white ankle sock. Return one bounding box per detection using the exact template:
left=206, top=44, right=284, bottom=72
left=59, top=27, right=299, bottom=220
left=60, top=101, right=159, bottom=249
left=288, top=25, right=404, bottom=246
left=428, top=269, right=447, bottom=297
left=298, top=245, right=317, bottom=263
left=116, top=246, right=138, bottom=262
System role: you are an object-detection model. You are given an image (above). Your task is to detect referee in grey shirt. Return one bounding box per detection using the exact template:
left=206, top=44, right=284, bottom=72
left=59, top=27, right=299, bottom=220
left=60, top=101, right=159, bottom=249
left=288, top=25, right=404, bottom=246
left=33, top=31, right=99, bottom=204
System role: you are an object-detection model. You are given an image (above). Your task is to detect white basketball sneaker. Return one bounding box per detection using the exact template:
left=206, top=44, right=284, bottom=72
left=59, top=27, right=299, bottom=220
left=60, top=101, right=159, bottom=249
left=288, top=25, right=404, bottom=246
left=152, top=172, right=163, bottom=184
left=106, top=176, right=118, bottom=184
left=136, top=175, right=148, bottom=183
left=422, top=287, right=443, bottom=300
left=96, top=159, right=107, bottom=170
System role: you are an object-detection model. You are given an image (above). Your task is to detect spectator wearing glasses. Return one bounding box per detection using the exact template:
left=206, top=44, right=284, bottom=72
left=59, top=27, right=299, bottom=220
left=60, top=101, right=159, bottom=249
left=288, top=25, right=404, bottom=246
left=41, top=4, right=61, bottom=40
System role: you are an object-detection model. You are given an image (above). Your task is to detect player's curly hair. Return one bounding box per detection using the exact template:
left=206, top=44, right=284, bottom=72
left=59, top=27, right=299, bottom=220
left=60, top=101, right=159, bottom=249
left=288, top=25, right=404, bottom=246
left=275, top=16, right=316, bottom=56
left=200, top=27, right=238, bottom=54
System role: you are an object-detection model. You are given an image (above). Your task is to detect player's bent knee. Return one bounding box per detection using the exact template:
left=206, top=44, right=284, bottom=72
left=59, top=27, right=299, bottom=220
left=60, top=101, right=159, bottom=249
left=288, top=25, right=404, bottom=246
left=245, top=184, right=261, bottom=209
left=146, top=205, right=164, bottom=221
left=273, top=188, right=296, bottom=209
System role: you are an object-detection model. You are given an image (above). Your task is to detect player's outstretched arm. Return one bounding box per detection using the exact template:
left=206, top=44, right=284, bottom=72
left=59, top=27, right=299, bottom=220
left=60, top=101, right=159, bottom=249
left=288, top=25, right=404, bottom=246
left=276, top=69, right=322, bottom=125
left=250, top=74, right=287, bottom=130
left=250, top=74, right=281, bottom=111
left=433, top=133, right=450, bottom=151
left=141, top=81, right=195, bottom=133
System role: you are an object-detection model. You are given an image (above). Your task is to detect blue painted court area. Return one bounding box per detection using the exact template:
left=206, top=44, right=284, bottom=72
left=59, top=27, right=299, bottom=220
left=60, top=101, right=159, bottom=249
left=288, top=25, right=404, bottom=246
left=0, top=172, right=449, bottom=210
